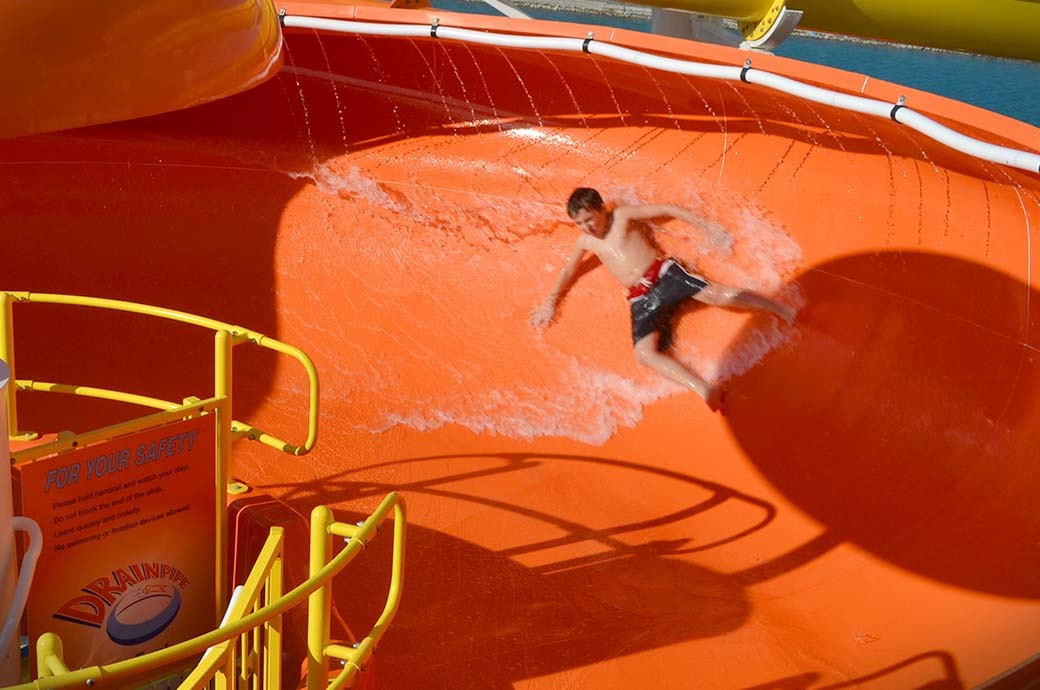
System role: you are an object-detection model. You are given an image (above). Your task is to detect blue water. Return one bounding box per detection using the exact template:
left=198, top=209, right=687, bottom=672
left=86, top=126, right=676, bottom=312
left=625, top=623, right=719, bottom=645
left=433, top=0, right=1040, bottom=128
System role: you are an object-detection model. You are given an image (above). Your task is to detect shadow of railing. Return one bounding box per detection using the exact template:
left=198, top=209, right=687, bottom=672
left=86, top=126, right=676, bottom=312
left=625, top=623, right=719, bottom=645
left=740, top=650, right=964, bottom=689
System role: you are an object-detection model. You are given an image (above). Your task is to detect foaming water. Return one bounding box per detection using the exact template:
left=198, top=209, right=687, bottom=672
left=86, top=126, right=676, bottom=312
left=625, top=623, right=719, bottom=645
left=368, top=359, right=674, bottom=446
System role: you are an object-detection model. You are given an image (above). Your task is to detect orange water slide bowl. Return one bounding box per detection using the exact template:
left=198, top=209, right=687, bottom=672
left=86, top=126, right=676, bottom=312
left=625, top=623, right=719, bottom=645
left=3, top=1, right=1040, bottom=688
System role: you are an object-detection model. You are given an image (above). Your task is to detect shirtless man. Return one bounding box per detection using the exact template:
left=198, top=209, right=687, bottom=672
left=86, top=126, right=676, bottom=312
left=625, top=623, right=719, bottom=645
left=531, top=187, right=794, bottom=412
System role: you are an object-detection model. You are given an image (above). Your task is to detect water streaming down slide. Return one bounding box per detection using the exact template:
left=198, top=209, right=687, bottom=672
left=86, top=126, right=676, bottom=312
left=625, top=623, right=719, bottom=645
left=4, top=4, right=1040, bottom=688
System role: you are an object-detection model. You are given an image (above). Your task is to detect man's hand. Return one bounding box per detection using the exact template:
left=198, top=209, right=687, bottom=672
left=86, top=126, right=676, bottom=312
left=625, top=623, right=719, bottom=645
left=668, top=206, right=733, bottom=255
left=530, top=298, right=557, bottom=328
left=706, top=386, right=727, bottom=415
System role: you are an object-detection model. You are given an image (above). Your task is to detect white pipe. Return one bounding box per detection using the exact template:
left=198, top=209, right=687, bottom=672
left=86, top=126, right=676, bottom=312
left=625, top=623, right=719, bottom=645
left=186, top=585, right=246, bottom=675
left=436, top=26, right=582, bottom=51
left=283, top=15, right=432, bottom=38
left=745, top=69, right=893, bottom=118
left=0, top=517, right=43, bottom=655
left=897, top=108, right=1040, bottom=172
left=279, top=14, right=1040, bottom=174
left=0, top=359, right=17, bottom=686
left=748, top=69, right=1040, bottom=170
left=588, top=41, right=742, bottom=81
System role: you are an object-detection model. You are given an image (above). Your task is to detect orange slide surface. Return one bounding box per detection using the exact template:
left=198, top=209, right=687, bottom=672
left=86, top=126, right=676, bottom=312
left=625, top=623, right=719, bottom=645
left=4, top=4, right=1040, bottom=689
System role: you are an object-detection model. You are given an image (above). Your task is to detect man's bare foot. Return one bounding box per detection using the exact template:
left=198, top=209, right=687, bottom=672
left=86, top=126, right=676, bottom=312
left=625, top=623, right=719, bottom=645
left=706, top=387, right=727, bottom=414
left=774, top=304, right=796, bottom=325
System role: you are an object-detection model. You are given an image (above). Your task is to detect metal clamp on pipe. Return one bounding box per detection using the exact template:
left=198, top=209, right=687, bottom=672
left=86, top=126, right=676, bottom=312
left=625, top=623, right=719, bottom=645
left=890, top=95, right=907, bottom=122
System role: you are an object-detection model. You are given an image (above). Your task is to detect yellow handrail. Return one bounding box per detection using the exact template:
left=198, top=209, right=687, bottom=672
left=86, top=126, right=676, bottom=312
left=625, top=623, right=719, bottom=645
left=0, top=292, right=406, bottom=690
left=9, top=396, right=223, bottom=463
left=16, top=380, right=182, bottom=412
left=6, top=493, right=405, bottom=690
left=0, top=291, right=319, bottom=456
left=308, top=497, right=407, bottom=690
left=178, top=527, right=285, bottom=690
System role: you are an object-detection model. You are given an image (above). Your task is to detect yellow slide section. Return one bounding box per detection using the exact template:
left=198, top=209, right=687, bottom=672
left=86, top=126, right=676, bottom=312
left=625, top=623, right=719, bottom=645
left=0, top=0, right=283, bottom=138
left=629, top=0, right=1040, bottom=61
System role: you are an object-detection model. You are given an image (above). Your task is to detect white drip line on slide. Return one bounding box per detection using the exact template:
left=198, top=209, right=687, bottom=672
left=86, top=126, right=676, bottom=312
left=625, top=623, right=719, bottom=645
left=280, top=12, right=1040, bottom=174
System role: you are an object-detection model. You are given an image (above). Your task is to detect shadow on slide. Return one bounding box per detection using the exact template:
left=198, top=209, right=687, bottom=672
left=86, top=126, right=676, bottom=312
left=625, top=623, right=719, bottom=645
left=725, top=250, right=1040, bottom=599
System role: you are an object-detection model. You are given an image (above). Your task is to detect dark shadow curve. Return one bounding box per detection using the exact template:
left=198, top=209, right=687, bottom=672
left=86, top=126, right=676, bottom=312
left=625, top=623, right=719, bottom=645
left=721, top=250, right=1040, bottom=599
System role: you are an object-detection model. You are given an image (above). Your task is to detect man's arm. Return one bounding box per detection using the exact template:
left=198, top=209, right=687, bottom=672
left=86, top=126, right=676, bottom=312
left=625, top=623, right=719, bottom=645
left=615, top=203, right=732, bottom=250
left=531, top=242, right=588, bottom=327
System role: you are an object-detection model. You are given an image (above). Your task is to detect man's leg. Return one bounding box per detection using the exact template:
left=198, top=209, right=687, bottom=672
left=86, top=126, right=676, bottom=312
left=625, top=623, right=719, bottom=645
left=695, top=284, right=795, bottom=323
left=634, top=332, right=724, bottom=411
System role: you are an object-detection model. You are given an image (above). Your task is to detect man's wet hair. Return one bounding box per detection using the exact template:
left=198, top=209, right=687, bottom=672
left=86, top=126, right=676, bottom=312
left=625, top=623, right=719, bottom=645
left=567, top=188, right=604, bottom=217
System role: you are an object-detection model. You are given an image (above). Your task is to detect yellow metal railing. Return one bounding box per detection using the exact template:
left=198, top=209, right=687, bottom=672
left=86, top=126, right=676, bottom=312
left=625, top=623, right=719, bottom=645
left=12, top=493, right=405, bottom=690
left=1, top=291, right=336, bottom=690
left=307, top=497, right=407, bottom=690
left=2, top=293, right=406, bottom=690
left=178, top=527, right=285, bottom=690
left=0, top=291, right=319, bottom=456
left=10, top=396, right=225, bottom=462
left=3, top=291, right=319, bottom=621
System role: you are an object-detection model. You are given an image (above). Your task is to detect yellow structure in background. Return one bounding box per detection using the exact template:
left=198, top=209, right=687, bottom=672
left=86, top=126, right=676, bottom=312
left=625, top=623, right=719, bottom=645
left=0, top=0, right=283, bottom=138
left=629, top=0, right=1039, bottom=60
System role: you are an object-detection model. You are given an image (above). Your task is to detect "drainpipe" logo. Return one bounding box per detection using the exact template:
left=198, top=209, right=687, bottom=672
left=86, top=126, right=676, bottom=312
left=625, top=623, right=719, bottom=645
left=53, top=562, right=190, bottom=645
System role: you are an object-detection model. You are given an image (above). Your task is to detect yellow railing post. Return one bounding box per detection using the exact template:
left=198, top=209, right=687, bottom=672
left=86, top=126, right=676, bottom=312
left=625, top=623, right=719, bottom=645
left=36, top=633, right=66, bottom=678
left=265, top=549, right=283, bottom=690
left=214, top=399, right=231, bottom=621
left=0, top=293, right=14, bottom=439
left=0, top=293, right=34, bottom=441
left=214, top=330, right=233, bottom=617
left=323, top=495, right=406, bottom=688
left=215, top=329, right=232, bottom=406
left=307, top=506, right=334, bottom=690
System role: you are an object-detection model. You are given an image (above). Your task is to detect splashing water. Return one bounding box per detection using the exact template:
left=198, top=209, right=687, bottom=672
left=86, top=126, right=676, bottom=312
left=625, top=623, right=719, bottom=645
left=287, top=163, right=411, bottom=214
left=368, top=359, right=676, bottom=446
left=284, top=144, right=803, bottom=446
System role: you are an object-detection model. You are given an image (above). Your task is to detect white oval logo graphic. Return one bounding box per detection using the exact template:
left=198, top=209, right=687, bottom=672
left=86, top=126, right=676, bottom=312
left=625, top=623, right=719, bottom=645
left=105, top=582, right=181, bottom=645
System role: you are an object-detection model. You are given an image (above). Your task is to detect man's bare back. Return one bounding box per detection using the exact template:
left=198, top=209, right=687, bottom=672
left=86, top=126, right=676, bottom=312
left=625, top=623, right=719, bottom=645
left=532, top=187, right=794, bottom=414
